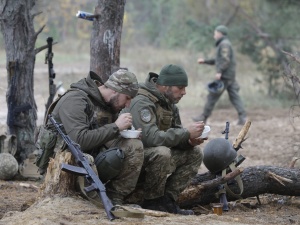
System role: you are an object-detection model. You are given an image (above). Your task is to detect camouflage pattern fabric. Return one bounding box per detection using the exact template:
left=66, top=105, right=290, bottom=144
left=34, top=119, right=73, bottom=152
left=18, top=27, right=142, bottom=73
left=48, top=71, right=143, bottom=205
left=142, top=145, right=202, bottom=201
left=127, top=73, right=203, bottom=201
left=104, top=69, right=139, bottom=98
left=104, top=138, right=144, bottom=203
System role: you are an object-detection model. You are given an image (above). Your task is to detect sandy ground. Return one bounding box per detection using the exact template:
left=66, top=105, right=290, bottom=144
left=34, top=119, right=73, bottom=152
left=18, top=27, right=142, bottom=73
left=0, top=107, right=299, bottom=225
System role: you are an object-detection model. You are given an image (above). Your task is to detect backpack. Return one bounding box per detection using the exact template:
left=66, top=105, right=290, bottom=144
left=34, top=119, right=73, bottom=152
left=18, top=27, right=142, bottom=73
left=34, top=95, right=62, bottom=175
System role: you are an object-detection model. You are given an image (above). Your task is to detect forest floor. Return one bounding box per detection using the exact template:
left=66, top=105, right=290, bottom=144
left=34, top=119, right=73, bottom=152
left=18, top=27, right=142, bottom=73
left=0, top=106, right=300, bottom=225
left=0, top=53, right=300, bottom=224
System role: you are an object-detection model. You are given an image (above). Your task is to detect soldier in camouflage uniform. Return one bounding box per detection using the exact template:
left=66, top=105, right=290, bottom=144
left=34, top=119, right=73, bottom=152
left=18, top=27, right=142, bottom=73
left=126, top=64, right=206, bottom=215
left=193, top=25, right=247, bottom=125
left=48, top=69, right=144, bottom=205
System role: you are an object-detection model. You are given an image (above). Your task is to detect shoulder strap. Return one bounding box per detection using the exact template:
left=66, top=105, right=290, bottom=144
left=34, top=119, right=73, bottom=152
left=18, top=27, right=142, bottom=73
left=138, top=88, right=159, bottom=104
left=43, top=90, right=70, bottom=125
left=222, top=162, right=244, bottom=199
left=44, top=88, right=96, bottom=125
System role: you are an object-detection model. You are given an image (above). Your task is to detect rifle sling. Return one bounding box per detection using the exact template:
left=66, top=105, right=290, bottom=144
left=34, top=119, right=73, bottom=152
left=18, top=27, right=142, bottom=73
left=111, top=205, right=145, bottom=218
left=222, top=162, right=243, bottom=199
left=77, top=176, right=144, bottom=218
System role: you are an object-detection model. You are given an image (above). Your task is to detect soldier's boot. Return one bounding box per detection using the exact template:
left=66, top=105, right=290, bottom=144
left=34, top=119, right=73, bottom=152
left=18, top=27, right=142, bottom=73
left=237, top=114, right=247, bottom=125
left=192, top=114, right=208, bottom=124
left=142, top=195, right=194, bottom=215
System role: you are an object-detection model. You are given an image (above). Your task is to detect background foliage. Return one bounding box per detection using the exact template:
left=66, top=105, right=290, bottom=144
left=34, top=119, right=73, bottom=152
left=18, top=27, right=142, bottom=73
left=1, top=0, right=300, bottom=112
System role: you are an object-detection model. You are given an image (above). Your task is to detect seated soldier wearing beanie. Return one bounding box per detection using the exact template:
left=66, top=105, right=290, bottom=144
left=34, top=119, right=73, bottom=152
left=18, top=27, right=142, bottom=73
left=46, top=69, right=144, bottom=205
left=126, top=64, right=207, bottom=215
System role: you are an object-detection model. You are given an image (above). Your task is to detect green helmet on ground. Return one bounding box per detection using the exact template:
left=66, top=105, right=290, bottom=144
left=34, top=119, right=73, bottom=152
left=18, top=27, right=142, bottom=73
left=203, top=138, right=237, bottom=173
left=94, top=148, right=125, bottom=182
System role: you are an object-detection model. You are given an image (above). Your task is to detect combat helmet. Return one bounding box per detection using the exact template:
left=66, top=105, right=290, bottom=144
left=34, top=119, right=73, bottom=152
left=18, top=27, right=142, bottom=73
left=207, top=80, right=224, bottom=94
left=203, top=138, right=237, bottom=174
left=94, top=147, right=125, bottom=182
left=203, top=131, right=245, bottom=199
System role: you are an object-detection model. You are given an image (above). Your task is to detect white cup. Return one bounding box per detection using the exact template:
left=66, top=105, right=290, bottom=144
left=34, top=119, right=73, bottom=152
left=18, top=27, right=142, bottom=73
left=200, top=125, right=211, bottom=138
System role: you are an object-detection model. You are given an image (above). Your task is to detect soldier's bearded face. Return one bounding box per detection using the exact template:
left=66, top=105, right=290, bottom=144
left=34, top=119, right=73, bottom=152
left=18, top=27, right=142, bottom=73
left=165, top=86, right=186, bottom=104
left=108, top=93, right=131, bottom=113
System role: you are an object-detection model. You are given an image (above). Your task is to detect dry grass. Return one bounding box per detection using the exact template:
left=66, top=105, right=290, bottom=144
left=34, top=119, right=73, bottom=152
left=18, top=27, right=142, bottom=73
left=0, top=43, right=294, bottom=125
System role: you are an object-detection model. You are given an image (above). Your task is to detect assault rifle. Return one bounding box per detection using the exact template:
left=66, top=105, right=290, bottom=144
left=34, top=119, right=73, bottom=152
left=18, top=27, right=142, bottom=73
left=217, top=121, right=230, bottom=211
left=45, top=37, right=56, bottom=119
left=48, top=115, right=116, bottom=220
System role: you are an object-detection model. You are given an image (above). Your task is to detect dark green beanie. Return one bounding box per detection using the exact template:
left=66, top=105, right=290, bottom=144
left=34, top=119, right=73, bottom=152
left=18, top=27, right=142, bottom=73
left=156, top=64, right=188, bottom=86
left=215, top=25, right=228, bottom=35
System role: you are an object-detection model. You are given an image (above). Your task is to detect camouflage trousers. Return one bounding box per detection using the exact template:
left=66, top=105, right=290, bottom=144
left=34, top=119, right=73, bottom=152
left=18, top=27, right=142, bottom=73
left=77, top=138, right=144, bottom=205
left=104, top=138, right=144, bottom=202
left=203, top=79, right=246, bottom=118
left=141, top=145, right=203, bottom=201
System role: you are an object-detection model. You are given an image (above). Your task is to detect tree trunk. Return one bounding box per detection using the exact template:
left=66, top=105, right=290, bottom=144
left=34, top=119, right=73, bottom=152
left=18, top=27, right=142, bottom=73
left=39, top=150, right=76, bottom=198
left=0, top=0, right=40, bottom=162
left=90, top=0, right=126, bottom=82
left=178, top=166, right=300, bottom=208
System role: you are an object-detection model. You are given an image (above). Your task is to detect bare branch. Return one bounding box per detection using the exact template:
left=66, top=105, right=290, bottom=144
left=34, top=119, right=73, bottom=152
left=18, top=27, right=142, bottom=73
left=233, top=120, right=251, bottom=150
left=35, top=41, right=58, bottom=55
left=289, top=157, right=299, bottom=169
left=34, top=24, right=46, bottom=41
left=282, top=50, right=300, bottom=64
left=32, top=11, right=42, bottom=18
left=267, top=171, right=293, bottom=186
left=179, top=168, right=243, bottom=201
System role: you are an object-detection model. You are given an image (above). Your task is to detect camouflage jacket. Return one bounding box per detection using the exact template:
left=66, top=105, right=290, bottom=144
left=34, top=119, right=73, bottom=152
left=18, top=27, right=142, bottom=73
left=50, top=72, right=120, bottom=153
left=127, top=73, right=191, bottom=149
left=204, top=37, right=236, bottom=80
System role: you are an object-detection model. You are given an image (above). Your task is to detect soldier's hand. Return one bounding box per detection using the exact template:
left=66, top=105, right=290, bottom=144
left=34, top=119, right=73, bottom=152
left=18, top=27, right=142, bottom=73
left=189, top=137, right=208, bottom=146
left=215, top=73, right=222, bottom=80
left=197, top=57, right=205, bottom=64
left=187, top=121, right=205, bottom=139
left=115, top=113, right=132, bottom=131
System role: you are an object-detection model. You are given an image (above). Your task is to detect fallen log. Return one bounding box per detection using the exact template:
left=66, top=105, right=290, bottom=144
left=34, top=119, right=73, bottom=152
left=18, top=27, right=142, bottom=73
left=178, top=165, right=300, bottom=208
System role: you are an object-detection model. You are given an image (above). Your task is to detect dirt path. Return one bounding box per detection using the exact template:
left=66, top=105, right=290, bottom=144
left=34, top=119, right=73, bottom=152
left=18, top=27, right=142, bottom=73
left=0, top=107, right=299, bottom=225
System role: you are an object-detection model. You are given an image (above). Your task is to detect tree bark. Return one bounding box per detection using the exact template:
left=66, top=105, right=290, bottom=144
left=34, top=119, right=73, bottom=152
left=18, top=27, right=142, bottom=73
left=178, top=166, right=300, bottom=208
left=0, top=0, right=41, bottom=162
left=39, top=150, right=76, bottom=198
left=90, top=0, right=126, bottom=82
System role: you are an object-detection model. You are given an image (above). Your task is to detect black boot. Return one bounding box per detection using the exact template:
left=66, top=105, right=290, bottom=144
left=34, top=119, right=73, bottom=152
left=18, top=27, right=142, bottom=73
left=163, top=195, right=194, bottom=215
left=142, top=196, right=168, bottom=212
left=237, top=114, right=247, bottom=125
left=142, top=195, right=194, bottom=215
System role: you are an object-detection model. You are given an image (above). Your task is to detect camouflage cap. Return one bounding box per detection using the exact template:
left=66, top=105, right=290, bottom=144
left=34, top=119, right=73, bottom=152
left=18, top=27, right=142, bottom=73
left=104, top=69, right=139, bottom=98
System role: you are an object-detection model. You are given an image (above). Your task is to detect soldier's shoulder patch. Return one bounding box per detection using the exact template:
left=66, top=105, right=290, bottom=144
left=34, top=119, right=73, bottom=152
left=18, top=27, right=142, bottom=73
left=140, top=108, right=151, bottom=123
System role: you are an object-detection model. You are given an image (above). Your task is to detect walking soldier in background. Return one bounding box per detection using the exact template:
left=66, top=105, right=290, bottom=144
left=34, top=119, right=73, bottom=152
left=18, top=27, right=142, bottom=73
left=193, top=25, right=247, bottom=125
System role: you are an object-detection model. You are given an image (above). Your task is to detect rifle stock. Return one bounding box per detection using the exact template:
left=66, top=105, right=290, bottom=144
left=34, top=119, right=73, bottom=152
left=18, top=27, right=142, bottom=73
left=48, top=114, right=116, bottom=220
left=45, top=37, right=56, bottom=119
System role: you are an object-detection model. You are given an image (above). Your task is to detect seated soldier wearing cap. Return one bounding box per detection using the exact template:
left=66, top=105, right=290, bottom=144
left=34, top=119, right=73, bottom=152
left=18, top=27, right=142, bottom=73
left=125, top=64, right=207, bottom=215
left=45, top=69, right=144, bottom=205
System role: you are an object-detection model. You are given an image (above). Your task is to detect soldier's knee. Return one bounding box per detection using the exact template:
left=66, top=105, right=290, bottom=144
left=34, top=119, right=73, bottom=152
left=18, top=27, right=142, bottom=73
left=155, top=146, right=172, bottom=159
left=191, top=146, right=203, bottom=163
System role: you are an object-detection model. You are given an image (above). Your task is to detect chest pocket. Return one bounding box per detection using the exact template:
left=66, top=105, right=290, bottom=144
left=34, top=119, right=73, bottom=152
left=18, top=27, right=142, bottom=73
left=93, top=106, right=113, bottom=127
left=156, top=104, right=172, bottom=131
